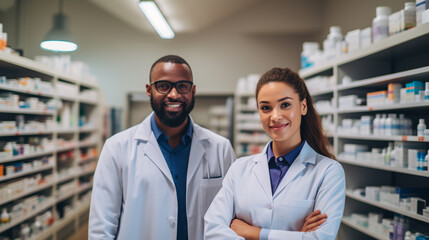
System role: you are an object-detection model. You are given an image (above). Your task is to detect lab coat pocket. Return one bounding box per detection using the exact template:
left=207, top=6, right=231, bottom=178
left=277, top=199, right=315, bottom=231
left=199, top=178, right=223, bottom=218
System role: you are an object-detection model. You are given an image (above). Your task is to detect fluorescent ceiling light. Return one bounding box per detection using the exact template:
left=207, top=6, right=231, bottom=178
left=40, top=1, right=78, bottom=52
left=138, top=1, right=175, bottom=39
left=41, top=40, right=78, bottom=52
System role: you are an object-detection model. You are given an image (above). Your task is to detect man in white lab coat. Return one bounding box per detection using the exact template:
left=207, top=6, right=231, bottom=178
left=88, top=55, right=235, bottom=240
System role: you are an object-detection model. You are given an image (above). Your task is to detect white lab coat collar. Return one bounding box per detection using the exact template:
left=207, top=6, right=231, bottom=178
left=252, top=141, right=319, bottom=200
left=132, top=112, right=211, bottom=186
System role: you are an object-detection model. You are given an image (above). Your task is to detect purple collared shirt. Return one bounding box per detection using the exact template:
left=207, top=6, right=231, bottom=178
left=267, top=140, right=305, bottom=195
left=259, top=141, right=306, bottom=240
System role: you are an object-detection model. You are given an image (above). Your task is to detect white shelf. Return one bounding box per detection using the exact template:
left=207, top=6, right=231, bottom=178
left=79, top=98, right=98, bottom=105
left=337, top=101, right=429, bottom=113
left=235, top=92, right=255, bottom=98
left=0, top=84, right=55, bottom=98
left=56, top=173, right=77, bottom=184
left=299, top=62, right=334, bottom=79
left=0, top=49, right=101, bottom=239
left=56, top=189, right=76, bottom=203
left=346, top=190, right=429, bottom=223
left=0, top=129, right=55, bottom=137
left=0, top=198, right=54, bottom=233
left=237, top=105, right=258, bottom=112
left=79, top=141, right=98, bottom=148
left=58, top=95, right=77, bottom=102
left=79, top=81, right=98, bottom=89
left=56, top=145, right=77, bottom=152
left=78, top=126, right=97, bottom=133
left=0, top=150, right=55, bottom=164
left=310, top=89, right=335, bottom=97
left=77, top=183, right=93, bottom=194
left=79, top=168, right=96, bottom=176
left=337, top=66, right=429, bottom=91
left=0, top=182, right=54, bottom=206
left=317, top=110, right=336, bottom=115
left=0, top=165, right=54, bottom=182
left=336, top=23, right=429, bottom=65
left=0, top=108, right=56, bottom=115
left=57, top=128, right=78, bottom=134
left=299, top=23, right=429, bottom=78
left=341, top=217, right=387, bottom=240
left=338, top=158, right=429, bottom=178
left=297, top=22, right=429, bottom=238
left=337, top=134, right=429, bottom=142
left=33, top=203, right=90, bottom=240
left=0, top=51, right=56, bottom=77
left=78, top=156, right=98, bottom=164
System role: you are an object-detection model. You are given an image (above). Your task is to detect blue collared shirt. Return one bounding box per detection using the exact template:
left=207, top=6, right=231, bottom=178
left=151, top=115, right=193, bottom=240
left=260, top=140, right=305, bottom=240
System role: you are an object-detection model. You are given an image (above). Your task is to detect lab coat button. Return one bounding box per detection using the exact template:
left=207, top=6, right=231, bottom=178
left=267, top=204, right=273, bottom=210
left=168, top=216, right=176, bottom=227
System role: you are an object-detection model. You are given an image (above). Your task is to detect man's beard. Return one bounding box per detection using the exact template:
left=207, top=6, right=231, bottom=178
left=150, top=96, right=195, bottom=127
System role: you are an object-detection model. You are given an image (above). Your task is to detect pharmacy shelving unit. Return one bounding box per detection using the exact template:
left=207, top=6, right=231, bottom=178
left=0, top=51, right=102, bottom=240
left=208, top=96, right=234, bottom=141
left=234, top=91, right=271, bottom=157
left=299, top=23, right=429, bottom=240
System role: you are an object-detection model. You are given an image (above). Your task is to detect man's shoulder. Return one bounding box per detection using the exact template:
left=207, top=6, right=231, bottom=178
left=106, top=123, right=142, bottom=144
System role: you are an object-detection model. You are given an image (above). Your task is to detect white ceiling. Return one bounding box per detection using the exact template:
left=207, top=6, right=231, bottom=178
left=88, top=0, right=262, bottom=33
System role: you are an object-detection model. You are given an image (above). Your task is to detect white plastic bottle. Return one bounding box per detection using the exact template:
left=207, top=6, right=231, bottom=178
left=373, top=114, right=381, bottom=135
left=385, top=143, right=393, bottom=165
left=404, top=2, right=417, bottom=30
left=20, top=223, right=30, bottom=240
left=323, top=26, right=343, bottom=60
left=417, top=118, right=426, bottom=137
left=380, top=113, right=387, bottom=135
left=301, top=42, right=320, bottom=69
left=399, top=114, right=406, bottom=135
left=1, top=208, right=10, bottom=223
left=423, top=150, right=429, bottom=171
left=392, top=114, right=399, bottom=135
left=385, top=114, right=393, bottom=136
left=404, top=231, right=411, bottom=240
left=406, top=117, right=413, bottom=135
left=372, top=6, right=392, bottom=43
left=425, top=82, right=429, bottom=101
left=33, top=216, right=42, bottom=235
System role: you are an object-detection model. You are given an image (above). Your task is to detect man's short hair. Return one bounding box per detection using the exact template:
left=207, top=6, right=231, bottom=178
left=149, top=55, right=193, bottom=82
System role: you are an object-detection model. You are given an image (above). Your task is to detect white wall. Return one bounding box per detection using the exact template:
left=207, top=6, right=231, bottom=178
left=319, top=0, right=406, bottom=41
left=2, top=0, right=409, bottom=110
left=4, top=0, right=321, bottom=109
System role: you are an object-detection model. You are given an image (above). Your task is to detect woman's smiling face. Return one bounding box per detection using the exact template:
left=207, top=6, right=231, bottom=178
left=257, top=81, right=307, bottom=146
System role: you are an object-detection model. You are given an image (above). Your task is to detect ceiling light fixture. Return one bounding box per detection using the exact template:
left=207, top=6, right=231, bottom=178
left=138, top=1, right=175, bottom=39
left=40, top=0, right=78, bottom=52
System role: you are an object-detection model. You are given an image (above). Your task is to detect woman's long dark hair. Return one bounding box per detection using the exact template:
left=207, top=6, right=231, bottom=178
left=255, top=67, right=335, bottom=159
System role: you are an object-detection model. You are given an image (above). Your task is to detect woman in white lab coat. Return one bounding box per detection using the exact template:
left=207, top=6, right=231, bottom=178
left=204, top=67, right=346, bottom=240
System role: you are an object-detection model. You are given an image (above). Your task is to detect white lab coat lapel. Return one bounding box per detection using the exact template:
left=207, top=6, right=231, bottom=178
left=134, top=113, right=174, bottom=185
left=187, top=122, right=205, bottom=185
left=273, top=142, right=317, bottom=199
left=253, top=143, right=273, bottom=202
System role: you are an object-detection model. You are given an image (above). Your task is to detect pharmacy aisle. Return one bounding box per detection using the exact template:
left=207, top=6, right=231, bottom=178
left=0, top=51, right=102, bottom=240
left=300, top=21, right=429, bottom=240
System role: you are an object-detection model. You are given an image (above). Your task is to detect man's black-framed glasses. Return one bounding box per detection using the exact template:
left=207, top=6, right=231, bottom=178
left=151, top=80, right=193, bottom=94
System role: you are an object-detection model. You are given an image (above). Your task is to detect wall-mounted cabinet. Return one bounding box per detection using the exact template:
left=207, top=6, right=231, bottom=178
left=299, top=23, right=429, bottom=240
left=0, top=51, right=101, bottom=240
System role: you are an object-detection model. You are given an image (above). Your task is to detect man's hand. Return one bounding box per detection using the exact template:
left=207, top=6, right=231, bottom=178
left=301, top=209, right=327, bottom=232
left=230, top=218, right=261, bottom=240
